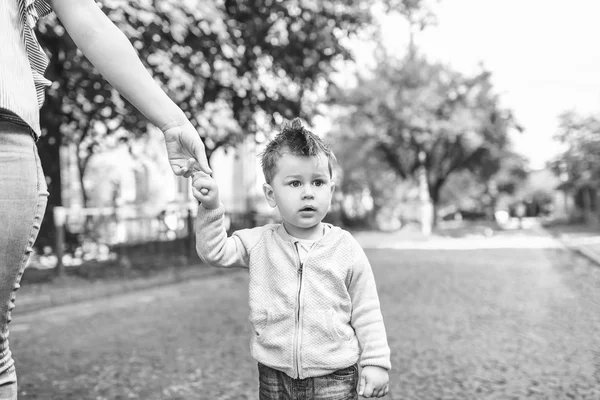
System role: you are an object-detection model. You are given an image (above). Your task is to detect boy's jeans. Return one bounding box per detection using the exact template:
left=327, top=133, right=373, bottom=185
left=0, top=121, right=48, bottom=400
left=258, top=363, right=359, bottom=400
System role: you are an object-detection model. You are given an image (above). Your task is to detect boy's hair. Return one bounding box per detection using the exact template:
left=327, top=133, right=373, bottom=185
left=261, top=118, right=336, bottom=184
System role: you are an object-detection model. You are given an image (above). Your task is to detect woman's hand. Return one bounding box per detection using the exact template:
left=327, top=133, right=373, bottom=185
left=163, top=122, right=211, bottom=177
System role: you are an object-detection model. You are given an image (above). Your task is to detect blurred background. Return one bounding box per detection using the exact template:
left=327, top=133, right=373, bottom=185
left=26, top=0, right=599, bottom=280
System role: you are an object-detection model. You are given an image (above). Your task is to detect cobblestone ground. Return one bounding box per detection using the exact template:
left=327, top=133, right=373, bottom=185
left=10, top=244, right=600, bottom=399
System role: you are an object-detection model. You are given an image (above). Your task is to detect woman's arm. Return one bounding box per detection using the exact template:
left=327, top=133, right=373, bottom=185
left=48, top=0, right=211, bottom=175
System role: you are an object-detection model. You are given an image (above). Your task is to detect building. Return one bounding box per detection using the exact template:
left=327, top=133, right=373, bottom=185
left=58, top=128, right=270, bottom=245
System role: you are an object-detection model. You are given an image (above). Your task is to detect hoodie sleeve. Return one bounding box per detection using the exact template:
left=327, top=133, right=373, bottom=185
left=347, top=236, right=392, bottom=371
left=195, top=204, right=262, bottom=269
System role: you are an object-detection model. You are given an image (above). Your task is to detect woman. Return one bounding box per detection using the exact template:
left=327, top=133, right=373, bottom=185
left=0, top=1, right=211, bottom=397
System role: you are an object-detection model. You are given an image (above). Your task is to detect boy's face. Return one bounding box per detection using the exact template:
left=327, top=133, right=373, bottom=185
left=263, top=152, right=335, bottom=239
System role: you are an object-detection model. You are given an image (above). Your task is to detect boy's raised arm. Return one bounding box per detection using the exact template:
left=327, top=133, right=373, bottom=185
left=192, top=171, right=254, bottom=268
left=195, top=204, right=252, bottom=269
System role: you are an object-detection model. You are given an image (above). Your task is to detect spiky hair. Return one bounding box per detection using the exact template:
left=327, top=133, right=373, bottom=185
left=260, top=118, right=336, bottom=184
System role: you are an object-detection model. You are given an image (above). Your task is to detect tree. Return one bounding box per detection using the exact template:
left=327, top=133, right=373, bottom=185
left=34, top=0, right=382, bottom=248
left=330, top=54, right=522, bottom=226
left=550, top=111, right=600, bottom=183
left=330, top=133, right=409, bottom=228
left=382, top=0, right=438, bottom=56
left=36, top=0, right=377, bottom=204
left=37, top=12, right=134, bottom=208
left=438, top=153, right=528, bottom=217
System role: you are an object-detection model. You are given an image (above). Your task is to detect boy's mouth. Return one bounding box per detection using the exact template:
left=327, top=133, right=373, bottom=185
left=299, top=206, right=316, bottom=212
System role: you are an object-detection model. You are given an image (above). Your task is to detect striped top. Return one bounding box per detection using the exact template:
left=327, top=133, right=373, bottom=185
left=0, top=0, right=53, bottom=137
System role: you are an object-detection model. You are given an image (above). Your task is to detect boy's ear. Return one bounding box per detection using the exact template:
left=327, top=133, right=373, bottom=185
left=263, top=183, right=277, bottom=208
left=330, top=181, right=336, bottom=195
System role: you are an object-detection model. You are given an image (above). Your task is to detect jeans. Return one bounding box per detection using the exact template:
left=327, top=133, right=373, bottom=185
left=258, top=363, right=359, bottom=400
left=0, top=121, right=48, bottom=399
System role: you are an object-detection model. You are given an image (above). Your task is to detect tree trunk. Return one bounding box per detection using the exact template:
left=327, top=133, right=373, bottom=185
left=429, top=176, right=447, bottom=230
left=417, top=162, right=433, bottom=235
left=429, top=189, right=440, bottom=229
left=36, top=117, right=63, bottom=252
left=77, top=153, right=90, bottom=207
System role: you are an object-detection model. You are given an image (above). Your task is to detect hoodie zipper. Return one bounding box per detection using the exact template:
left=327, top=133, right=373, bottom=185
left=292, top=243, right=306, bottom=379
left=290, top=234, right=324, bottom=379
left=295, top=261, right=304, bottom=379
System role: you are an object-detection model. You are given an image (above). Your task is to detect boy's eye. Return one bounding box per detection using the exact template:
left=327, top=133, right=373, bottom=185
left=313, top=180, right=324, bottom=187
left=290, top=181, right=301, bottom=187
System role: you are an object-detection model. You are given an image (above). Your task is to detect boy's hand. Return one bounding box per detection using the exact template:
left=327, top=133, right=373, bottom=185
left=190, top=163, right=220, bottom=209
left=358, top=366, right=389, bottom=398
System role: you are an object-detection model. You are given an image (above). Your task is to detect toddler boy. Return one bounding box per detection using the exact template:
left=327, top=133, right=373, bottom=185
left=191, top=118, right=391, bottom=399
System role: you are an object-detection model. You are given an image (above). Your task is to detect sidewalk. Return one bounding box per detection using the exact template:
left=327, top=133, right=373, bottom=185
left=352, top=219, right=560, bottom=250
left=353, top=221, right=600, bottom=267
left=543, top=223, right=600, bottom=267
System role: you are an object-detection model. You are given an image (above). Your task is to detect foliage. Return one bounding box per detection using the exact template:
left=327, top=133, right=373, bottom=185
left=382, top=0, right=438, bottom=29
left=550, top=111, right=600, bottom=184
left=330, top=53, right=521, bottom=223
left=491, top=153, right=528, bottom=195
left=438, top=153, right=528, bottom=217
left=32, top=0, right=383, bottom=238
left=330, top=133, right=409, bottom=227
left=32, top=0, right=381, bottom=248
left=37, top=0, right=376, bottom=171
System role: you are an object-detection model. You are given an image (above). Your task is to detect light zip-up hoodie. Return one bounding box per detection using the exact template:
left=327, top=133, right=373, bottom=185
left=196, top=205, right=391, bottom=379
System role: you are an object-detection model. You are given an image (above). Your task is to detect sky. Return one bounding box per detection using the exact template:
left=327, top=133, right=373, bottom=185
left=367, top=0, right=600, bottom=169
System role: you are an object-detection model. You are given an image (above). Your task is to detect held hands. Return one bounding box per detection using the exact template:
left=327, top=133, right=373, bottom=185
left=164, top=123, right=218, bottom=209
left=189, top=162, right=220, bottom=210
left=358, top=366, right=389, bottom=398
left=163, top=121, right=212, bottom=177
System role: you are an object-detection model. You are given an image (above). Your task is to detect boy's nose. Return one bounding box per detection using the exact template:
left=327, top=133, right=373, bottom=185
left=302, top=188, right=315, bottom=199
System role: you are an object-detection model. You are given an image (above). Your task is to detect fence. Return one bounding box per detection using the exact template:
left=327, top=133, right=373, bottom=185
left=49, top=203, right=259, bottom=276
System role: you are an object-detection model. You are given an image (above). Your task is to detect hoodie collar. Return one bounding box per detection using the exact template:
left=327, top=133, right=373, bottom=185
left=276, top=223, right=337, bottom=245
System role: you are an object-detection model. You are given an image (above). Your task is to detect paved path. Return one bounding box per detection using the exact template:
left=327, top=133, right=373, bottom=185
left=353, top=230, right=563, bottom=250
left=546, top=224, right=600, bottom=267
left=10, top=237, right=600, bottom=399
